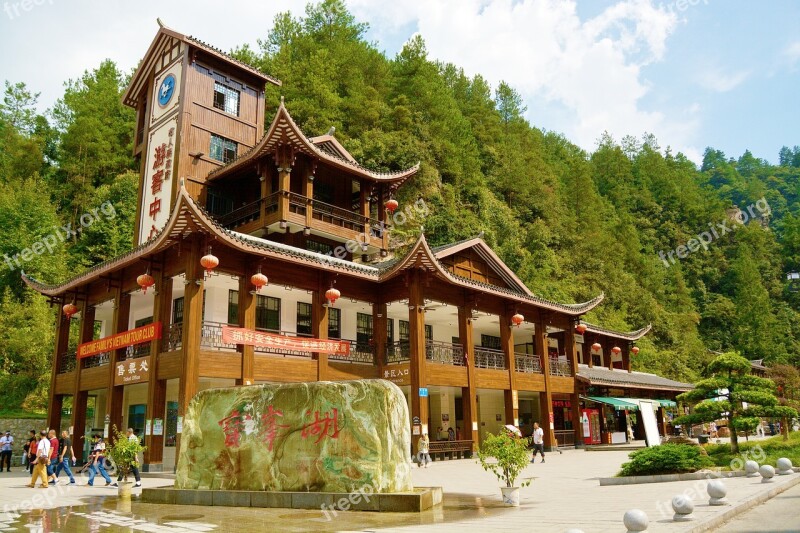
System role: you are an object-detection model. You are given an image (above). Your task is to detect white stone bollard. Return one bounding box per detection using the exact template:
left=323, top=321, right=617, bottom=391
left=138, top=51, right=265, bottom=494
left=623, top=509, right=649, bottom=532
left=707, top=479, right=728, bottom=505
left=759, top=464, right=776, bottom=483
left=744, top=460, right=760, bottom=477
left=671, top=494, right=694, bottom=522
left=776, top=458, right=793, bottom=476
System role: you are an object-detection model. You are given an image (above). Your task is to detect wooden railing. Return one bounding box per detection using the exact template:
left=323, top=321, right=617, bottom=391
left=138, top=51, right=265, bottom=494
left=58, top=352, right=77, bottom=374
left=166, top=322, right=183, bottom=351
left=84, top=352, right=111, bottom=368
left=218, top=192, right=279, bottom=229
left=549, top=356, right=572, bottom=377
left=386, top=340, right=411, bottom=364
left=426, top=340, right=465, bottom=366
left=474, top=346, right=506, bottom=370
left=515, top=353, right=543, bottom=374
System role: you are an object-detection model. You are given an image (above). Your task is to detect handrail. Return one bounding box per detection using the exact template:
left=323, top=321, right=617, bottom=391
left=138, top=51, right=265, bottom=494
left=549, top=356, right=572, bottom=376
left=514, top=353, right=543, bottom=374
left=58, top=352, right=77, bottom=374
left=426, top=340, right=465, bottom=366
left=329, top=338, right=375, bottom=365
left=386, top=340, right=411, bottom=364
left=474, top=346, right=506, bottom=370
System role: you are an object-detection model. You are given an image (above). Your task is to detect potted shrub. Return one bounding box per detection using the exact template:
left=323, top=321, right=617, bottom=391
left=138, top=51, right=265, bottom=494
left=107, top=426, right=146, bottom=500
left=476, top=430, right=531, bottom=506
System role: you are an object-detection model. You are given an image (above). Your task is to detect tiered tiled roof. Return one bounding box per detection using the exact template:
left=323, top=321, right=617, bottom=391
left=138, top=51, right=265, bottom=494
left=576, top=364, right=693, bottom=392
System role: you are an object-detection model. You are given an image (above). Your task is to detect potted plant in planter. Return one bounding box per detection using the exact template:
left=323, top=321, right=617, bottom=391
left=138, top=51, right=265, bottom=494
left=107, top=426, right=146, bottom=501
left=476, top=430, right=531, bottom=506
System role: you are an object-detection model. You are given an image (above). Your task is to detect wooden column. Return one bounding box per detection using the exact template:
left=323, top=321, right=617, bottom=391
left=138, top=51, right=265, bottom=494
left=459, top=305, right=478, bottom=451
left=105, top=288, right=130, bottom=435
left=408, top=269, right=428, bottom=448
left=313, top=274, right=330, bottom=381
left=535, top=319, right=556, bottom=450
left=373, top=302, right=387, bottom=380
left=47, top=307, right=71, bottom=431
left=259, top=165, right=269, bottom=223
left=501, top=309, right=518, bottom=425
left=565, top=323, right=583, bottom=447
left=276, top=153, right=292, bottom=223
left=624, top=344, right=632, bottom=373
left=604, top=338, right=613, bottom=371
left=304, top=167, right=314, bottom=229
left=586, top=339, right=594, bottom=368
left=237, top=276, right=255, bottom=385
left=144, top=274, right=171, bottom=470
left=177, top=238, right=204, bottom=451
left=70, top=303, right=95, bottom=461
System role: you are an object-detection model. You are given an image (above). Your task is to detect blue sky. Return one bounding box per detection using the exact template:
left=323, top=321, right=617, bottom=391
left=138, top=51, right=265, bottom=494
left=1, top=0, right=798, bottom=164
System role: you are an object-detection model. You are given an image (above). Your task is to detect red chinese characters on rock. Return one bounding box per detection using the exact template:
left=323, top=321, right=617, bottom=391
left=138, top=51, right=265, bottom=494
left=217, top=405, right=342, bottom=450
left=259, top=405, right=289, bottom=451
left=301, top=408, right=342, bottom=444
left=218, top=409, right=244, bottom=448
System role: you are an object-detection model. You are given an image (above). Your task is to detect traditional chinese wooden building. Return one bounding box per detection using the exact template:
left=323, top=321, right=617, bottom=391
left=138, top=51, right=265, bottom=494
left=26, top=25, right=667, bottom=470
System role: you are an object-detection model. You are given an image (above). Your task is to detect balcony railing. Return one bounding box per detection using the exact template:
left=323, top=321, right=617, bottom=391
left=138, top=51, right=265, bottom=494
left=514, top=353, right=543, bottom=374
left=166, top=322, right=183, bottom=352
left=199, top=321, right=238, bottom=351
left=218, top=192, right=279, bottom=229
left=288, top=192, right=308, bottom=216
left=123, top=341, right=151, bottom=360
left=474, top=346, right=506, bottom=370
left=58, top=352, right=77, bottom=374
left=84, top=352, right=111, bottom=368
left=426, top=340, right=465, bottom=366
left=328, top=339, right=375, bottom=365
left=549, top=356, right=573, bottom=377
left=386, top=341, right=411, bottom=364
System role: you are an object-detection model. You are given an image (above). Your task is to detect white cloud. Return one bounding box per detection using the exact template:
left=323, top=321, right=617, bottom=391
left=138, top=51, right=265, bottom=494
left=352, top=0, right=703, bottom=159
left=785, top=41, right=800, bottom=65
left=698, top=68, right=750, bottom=93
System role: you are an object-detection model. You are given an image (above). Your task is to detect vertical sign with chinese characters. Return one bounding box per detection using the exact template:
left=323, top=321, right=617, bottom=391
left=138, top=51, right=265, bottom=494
left=139, top=121, right=177, bottom=244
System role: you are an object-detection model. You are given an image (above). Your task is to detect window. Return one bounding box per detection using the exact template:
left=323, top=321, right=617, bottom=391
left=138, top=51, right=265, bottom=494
left=306, top=240, right=333, bottom=255
left=481, top=334, right=501, bottom=350
left=210, top=134, right=238, bottom=164
left=425, top=325, right=433, bottom=341
left=172, top=297, right=184, bottom=324
left=256, top=295, right=280, bottom=331
left=313, top=181, right=334, bottom=204
left=135, top=316, right=153, bottom=328
left=297, top=302, right=312, bottom=336
left=213, top=82, right=240, bottom=115
left=165, top=401, right=178, bottom=447
left=357, top=313, right=373, bottom=348
left=399, top=320, right=409, bottom=342
left=387, top=319, right=394, bottom=344
left=228, top=290, right=239, bottom=325
left=328, top=308, right=341, bottom=339
left=127, top=404, right=146, bottom=441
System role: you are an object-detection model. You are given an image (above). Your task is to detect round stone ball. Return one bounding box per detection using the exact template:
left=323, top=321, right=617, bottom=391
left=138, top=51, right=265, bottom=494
left=777, top=458, right=793, bottom=471
left=707, top=479, right=727, bottom=499
left=672, top=494, right=694, bottom=515
left=623, top=509, right=649, bottom=532
left=760, top=465, right=775, bottom=479
left=745, top=460, right=759, bottom=474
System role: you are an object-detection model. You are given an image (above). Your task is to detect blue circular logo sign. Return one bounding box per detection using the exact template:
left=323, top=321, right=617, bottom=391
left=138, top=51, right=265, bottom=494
left=158, top=74, right=176, bottom=107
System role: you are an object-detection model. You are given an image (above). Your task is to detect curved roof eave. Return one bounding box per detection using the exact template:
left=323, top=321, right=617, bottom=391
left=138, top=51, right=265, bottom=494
left=580, top=322, right=653, bottom=341
left=206, top=101, right=419, bottom=183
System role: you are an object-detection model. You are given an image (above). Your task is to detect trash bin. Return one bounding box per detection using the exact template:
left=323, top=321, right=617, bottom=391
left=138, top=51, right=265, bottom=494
left=698, top=434, right=709, bottom=444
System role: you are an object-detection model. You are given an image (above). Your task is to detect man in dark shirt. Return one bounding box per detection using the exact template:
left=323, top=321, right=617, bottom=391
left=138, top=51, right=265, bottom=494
left=55, top=430, right=76, bottom=484
left=24, top=430, right=36, bottom=474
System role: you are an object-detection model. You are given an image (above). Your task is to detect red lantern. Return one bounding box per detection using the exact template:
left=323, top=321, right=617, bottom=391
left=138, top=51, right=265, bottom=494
left=591, top=342, right=602, bottom=352
left=612, top=346, right=622, bottom=355
left=325, top=287, right=341, bottom=305
left=62, top=302, right=78, bottom=320
left=631, top=346, right=640, bottom=355
left=251, top=272, right=268, bottom=292
left=200, top=253, right=219, bottom=275
left=137, top=272, right=155, bottom=294
left=511, top=313, right=524, bottom=327
left=575, top=324, right=587, bottom=334
left=385, top=199, right=399, bottom=213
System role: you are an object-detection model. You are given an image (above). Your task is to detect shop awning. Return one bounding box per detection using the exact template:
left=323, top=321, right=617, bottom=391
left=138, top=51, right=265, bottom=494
left=629, top=398, right=677, bottom=409
left=582, top=396, right=639, bottom=411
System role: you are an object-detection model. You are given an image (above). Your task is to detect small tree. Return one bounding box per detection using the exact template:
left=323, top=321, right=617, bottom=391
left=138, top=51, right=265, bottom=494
left=106, top=426, right=146, bottom=482
left=675, top=352, right=798, bottom=454
left=476, top=431, right=531, bottom=488
left=768, top=364, right=800, bottom=441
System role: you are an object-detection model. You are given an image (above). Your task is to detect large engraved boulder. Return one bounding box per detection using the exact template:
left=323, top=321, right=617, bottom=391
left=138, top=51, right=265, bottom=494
left=175, top=379, right=412, bottom=493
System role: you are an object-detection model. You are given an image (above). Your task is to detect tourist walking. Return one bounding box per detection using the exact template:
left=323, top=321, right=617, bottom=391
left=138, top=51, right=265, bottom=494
left=55, top=430, right=76, bottom=485
left=24, top=430, right=36, bottom=474
left=47, top=429, right=59, bottom=484
left=417, top=433, right=431, bottom=468
left=87, top=435, right=112, bottom=486
left=0, top=431, right=13, bottom=472
left=27, top=431, right=50, bottom=488
left=531, top=422, right=545, bottom=463
left=111, top=428, right=141, bottom=487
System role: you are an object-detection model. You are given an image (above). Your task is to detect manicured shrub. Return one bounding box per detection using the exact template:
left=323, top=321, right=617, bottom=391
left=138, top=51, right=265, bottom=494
left=619, top=444, right=713, bottom=477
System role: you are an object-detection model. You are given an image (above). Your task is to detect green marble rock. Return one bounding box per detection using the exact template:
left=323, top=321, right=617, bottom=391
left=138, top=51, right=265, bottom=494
left=175, top=379, right=412, bottom=493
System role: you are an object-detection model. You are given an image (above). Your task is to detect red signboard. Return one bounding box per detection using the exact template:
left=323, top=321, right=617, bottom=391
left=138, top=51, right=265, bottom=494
left=221, top=326, right=350, bottom=356
left=78, top=322, right=162, bottom=359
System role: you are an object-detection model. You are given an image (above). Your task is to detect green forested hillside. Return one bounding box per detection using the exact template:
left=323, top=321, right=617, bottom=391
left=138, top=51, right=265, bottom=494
left=1, top=0, right=799, bottom=410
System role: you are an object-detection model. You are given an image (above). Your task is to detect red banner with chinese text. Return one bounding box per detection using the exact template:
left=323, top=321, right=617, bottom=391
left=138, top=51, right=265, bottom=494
left=78, top=322, right=162, bottom=359
left=221, top=326, right=350, bottom=356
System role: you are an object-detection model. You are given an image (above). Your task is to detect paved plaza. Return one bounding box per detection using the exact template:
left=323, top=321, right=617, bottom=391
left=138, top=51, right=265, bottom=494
left=0, top=449, right=798, bottom=532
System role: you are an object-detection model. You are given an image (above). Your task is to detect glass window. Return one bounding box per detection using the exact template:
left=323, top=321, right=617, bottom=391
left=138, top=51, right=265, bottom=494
left=357, top=313, right=373, bottom=348
left=127, top=404, right=146, bottom=440
left=297, top=302, right=312, bottom=336
left=213, top=82, right=240, bottom=115
left=228, top=290, right=239, bottom=325
left=209, top=134, right=238, bottom=164
left=328, top=308, right=341, bottom=339
left=306, top=240, right=333, bottom=255
left=481, top=334, right=501, bottom=349
left=172, top=297, right=184, bottom=324
left=256, top=295, right=280, bottom=331
left=387, top=319, right=394, bottom=344
left=399, top=320, right=409, bottom=342
left=425, top=324, right=433, bottom=341
left=134, top=316, right=153, bottom=328
left=165, top=401, right=178, bottom=447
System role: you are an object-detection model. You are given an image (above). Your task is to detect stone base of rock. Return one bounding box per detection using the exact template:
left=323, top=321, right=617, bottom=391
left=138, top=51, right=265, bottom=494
left=141, top=486, right=443, bottom=512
